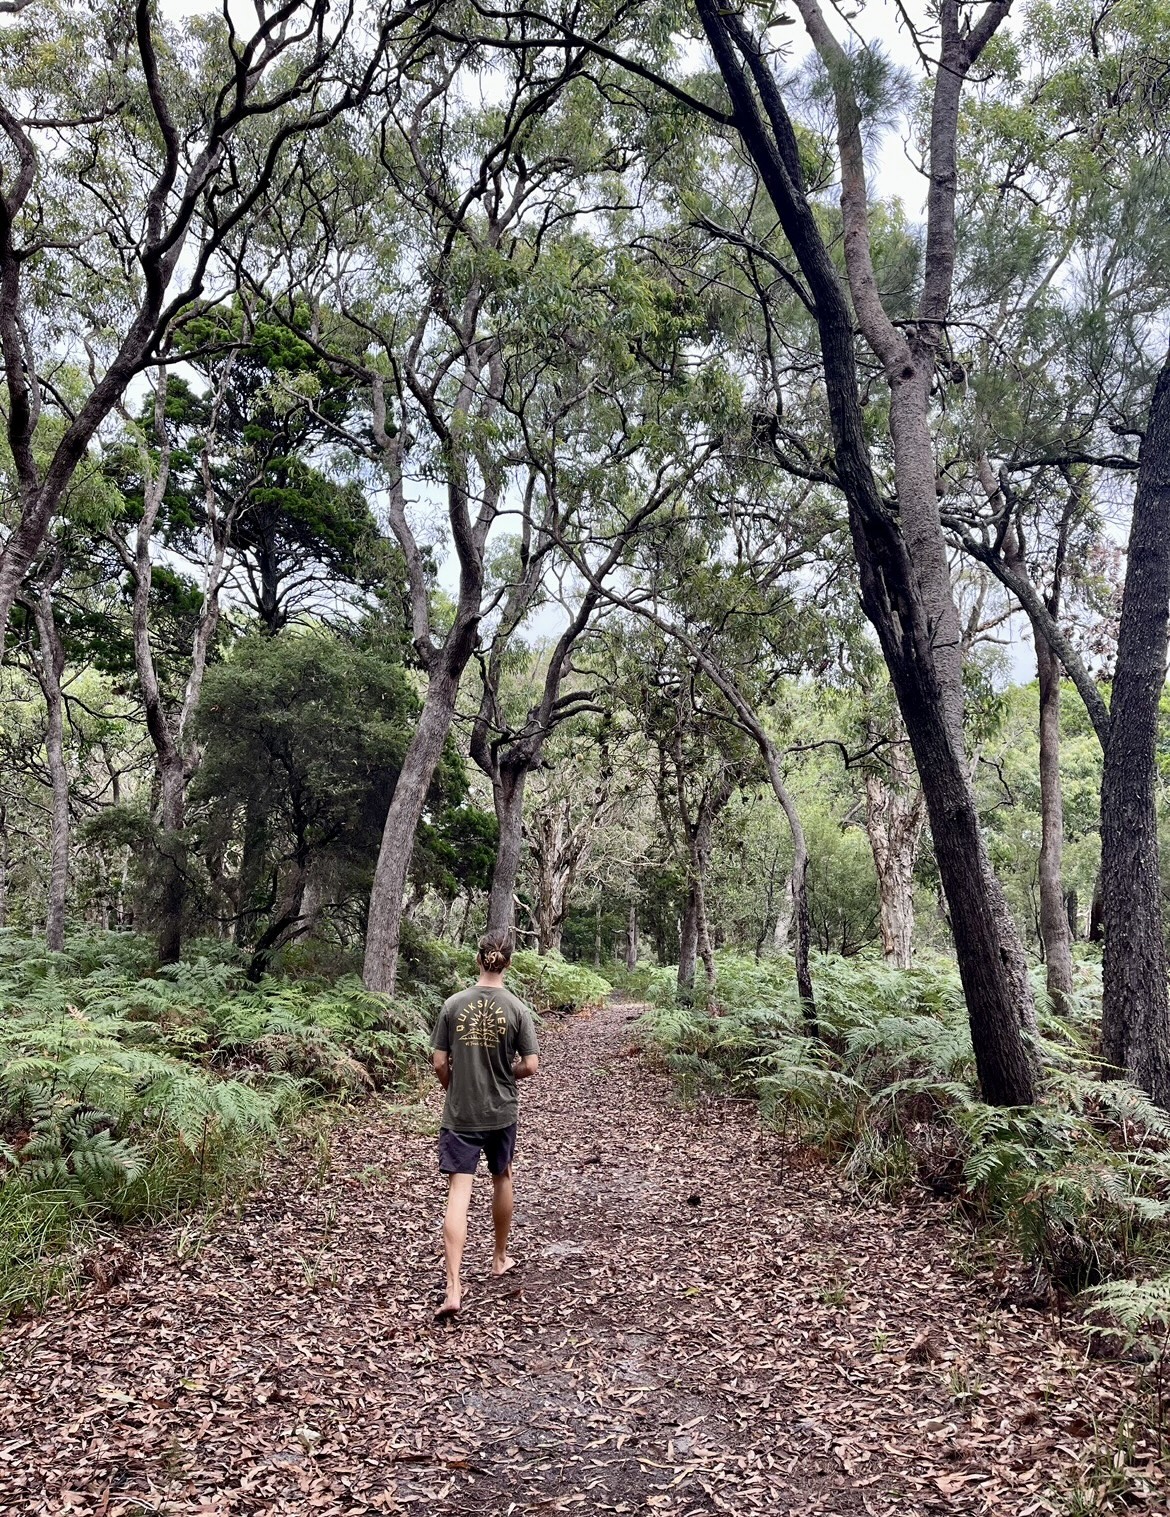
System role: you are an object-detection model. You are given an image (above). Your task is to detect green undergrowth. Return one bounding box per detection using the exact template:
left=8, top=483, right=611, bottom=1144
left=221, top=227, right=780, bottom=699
left=637, top=950, right=1170, bottom=1323
left=0, top=929, right=435, bottom=1320
left=508, top=949, right=611, bottom=1014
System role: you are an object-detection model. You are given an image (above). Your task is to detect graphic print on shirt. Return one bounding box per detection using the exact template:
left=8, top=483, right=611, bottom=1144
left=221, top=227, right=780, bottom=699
left=455, top=995, right=508, bottom=1050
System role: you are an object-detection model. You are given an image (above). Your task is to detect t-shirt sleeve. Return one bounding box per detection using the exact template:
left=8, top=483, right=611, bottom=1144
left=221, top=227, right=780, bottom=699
left=515, top=1007, right=539, bottom=1058
left=430, top=1003, right=452, bottom=1053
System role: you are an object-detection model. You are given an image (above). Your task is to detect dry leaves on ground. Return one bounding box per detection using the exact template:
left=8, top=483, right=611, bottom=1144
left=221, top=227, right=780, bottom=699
left=0, top=1000, right=1161, bottom=1515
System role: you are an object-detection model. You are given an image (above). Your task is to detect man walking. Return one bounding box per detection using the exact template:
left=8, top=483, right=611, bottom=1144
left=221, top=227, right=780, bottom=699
left=430, top=929, right=539, bottom=1319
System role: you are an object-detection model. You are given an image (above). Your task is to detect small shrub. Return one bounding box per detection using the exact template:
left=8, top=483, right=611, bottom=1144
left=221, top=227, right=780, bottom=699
left=508, top=950, right=611, bottom=1014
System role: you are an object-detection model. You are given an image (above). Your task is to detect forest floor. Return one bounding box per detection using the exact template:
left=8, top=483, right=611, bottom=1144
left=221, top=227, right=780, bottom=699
left=0, top=999, right=1163, bottom=1517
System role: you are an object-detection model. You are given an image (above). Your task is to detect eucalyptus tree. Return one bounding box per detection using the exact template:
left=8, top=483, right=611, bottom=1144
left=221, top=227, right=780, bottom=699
left=520, top=715, right=646, bottom=955
left=104, top=371, right=241, bottom=962
left=588, top=468, right=838, bottom=1018
left=263, top=35, right=680, bottom=993
left=0, top=0, right=411, bottom=661
left=612, top=625, right=765, bottom=995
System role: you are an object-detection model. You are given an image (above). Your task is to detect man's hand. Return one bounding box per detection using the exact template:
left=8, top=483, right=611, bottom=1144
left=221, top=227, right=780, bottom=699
left=432, top=1050, right=451, bottom=1090
left=512, top=1053, right=539, bottom=1081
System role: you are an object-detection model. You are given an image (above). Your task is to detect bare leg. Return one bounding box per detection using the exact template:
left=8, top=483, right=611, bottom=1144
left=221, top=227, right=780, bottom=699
left=439, top=1172, right=474, bottom=1316
left=491, top=1167, right=516, bottom=1275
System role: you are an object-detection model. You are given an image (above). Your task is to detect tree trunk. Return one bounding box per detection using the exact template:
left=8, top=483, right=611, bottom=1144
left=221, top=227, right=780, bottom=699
left=1089, top=874, right=1104, bottom=943
left=625, top=902, right=638, bottom=972
left=234, top=797, right=268, bottom=947
left=534, top=806, right=573, bottom=956
left=246, top=861, right=309, bottom=982
left=695, top=860, right=716, bottom=989
left=1066, top=889, right=1078, bottom=941
left=863, top=758, right=924, bottom=971
left=0, top=806, right=8, bottom=930
left=33, top=585, right=69, bottom=953
left=156, top=757, right=186, bottom=965
left=486, top=765, right=527, bottom=933
left=677, top=887, right=699, bottom=995
left=364, top=661, right=464, bottom=995
left=772, top=883, right=793, bottom=954
left=457, top=891, right=473, bottom=946
left=695, top=0, right=1035, bottom=1105
left=1101, top=358, right=1170, bottom=1104
left=1033, top=623, right=1075, bottom=1012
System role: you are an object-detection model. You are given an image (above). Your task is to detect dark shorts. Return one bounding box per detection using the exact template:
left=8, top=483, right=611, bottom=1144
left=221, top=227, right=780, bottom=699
left=438, top=1123, right=518, bottom=1177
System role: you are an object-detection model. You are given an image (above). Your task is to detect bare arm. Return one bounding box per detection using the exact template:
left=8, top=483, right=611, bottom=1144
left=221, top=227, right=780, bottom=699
left=432, top=1050, right=451, bottom=1090
left=512, top=1054, right=540, bottom=1081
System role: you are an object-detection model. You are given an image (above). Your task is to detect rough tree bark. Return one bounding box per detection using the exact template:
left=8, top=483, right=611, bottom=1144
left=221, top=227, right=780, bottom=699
left=625, top=901, right=639, bottom=972
left=678, top=890, right=700, bottom=993
left=863, top=736, right=926, bottom=971
left=962, top=366, right=1170, bottom=1100
left=486, top=764, right=529, bottom=933
left=1100, top=357, right=1170, bottom=1104
left=694, top=0, right=1035, bottom=1101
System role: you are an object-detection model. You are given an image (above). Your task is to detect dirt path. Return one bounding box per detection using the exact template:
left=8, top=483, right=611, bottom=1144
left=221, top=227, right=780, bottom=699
left=0, top=1001, right=1159, bottom=1515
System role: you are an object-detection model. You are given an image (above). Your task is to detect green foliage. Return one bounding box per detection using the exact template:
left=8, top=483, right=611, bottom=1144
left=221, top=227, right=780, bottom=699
left=508, top=950, right=612, bottom=1014
left=0, top=929, right=435, bottom=1318
left=191, top=628, right=475, bottom=965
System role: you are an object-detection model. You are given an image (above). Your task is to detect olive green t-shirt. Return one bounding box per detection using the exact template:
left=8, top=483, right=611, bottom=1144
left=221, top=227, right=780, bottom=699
left=430, top=984, right=539, bottom=1133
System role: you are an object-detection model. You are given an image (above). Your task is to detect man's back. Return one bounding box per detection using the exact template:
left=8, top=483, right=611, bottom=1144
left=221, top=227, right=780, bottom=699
left=431, top=984, right=538, bottom=1133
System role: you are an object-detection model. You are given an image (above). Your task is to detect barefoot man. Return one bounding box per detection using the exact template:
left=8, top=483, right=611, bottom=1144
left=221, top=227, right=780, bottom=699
left=430, top=929, right=539, bottom=1319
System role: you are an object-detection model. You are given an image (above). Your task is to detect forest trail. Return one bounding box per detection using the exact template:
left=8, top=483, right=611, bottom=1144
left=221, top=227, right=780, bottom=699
left=0, top=1001, right=1154, bottom=1516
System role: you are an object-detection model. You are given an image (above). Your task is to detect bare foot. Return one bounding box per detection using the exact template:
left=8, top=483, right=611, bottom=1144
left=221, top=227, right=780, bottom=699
left=491, top=1254, right=517, bottom=1277
left=434, top=1293, right=461, bottom=1321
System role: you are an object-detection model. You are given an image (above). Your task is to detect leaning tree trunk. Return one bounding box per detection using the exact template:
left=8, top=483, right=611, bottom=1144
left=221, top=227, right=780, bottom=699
left=246, top=861, right=309, bottom=982
left=486, top=764, right=528, bottom=934
left=1033, top=622, right=1075, bottom=1013
left=33, top=586, right=69, bottom=953
left=755, top=741, right=815, bottom=1029
left=695, top=0, right=1035, bottom=1104
left=364, top=658, right=466, bottom=995
left=1101, top=357, right=1170, bottom=1105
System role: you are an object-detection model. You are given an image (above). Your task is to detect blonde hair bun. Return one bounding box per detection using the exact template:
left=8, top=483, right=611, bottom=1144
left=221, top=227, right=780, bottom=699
left=477, top=929, right=514, bottom=973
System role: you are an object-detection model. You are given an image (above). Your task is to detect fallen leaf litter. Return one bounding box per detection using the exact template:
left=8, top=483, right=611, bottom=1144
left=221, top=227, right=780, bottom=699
left=0, top=999, right=1161, bottom=1514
